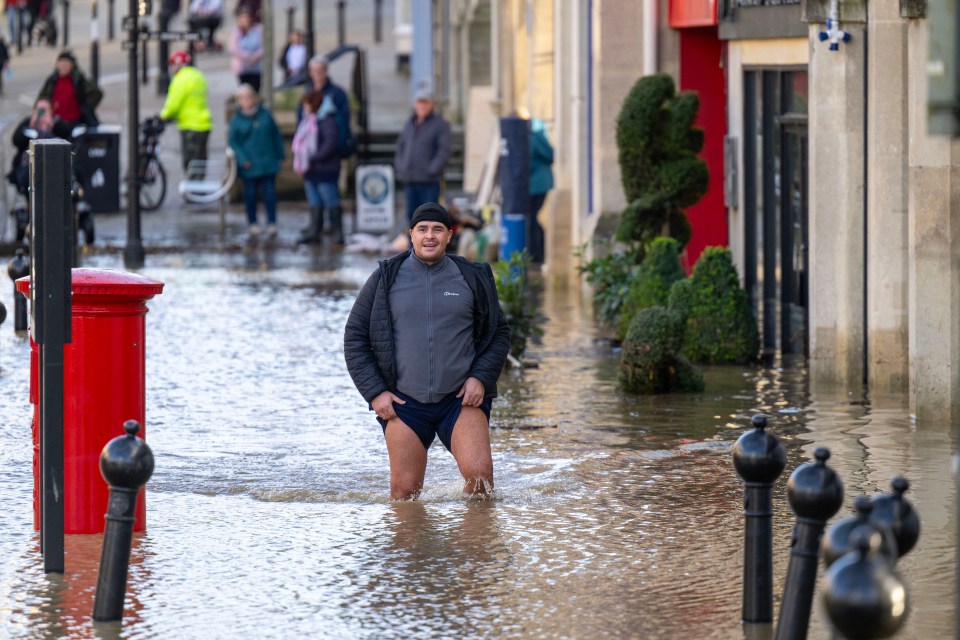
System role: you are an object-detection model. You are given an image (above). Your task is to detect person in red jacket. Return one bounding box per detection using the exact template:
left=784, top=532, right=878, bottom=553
left=36, top=50, right=102, bottom=139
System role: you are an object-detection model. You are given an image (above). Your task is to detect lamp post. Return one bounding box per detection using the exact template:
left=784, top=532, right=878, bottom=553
left=123, top=1, right=144, bottom=269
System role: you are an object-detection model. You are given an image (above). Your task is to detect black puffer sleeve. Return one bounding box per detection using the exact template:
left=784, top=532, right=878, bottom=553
left=343, top=269, right=389, bottom=403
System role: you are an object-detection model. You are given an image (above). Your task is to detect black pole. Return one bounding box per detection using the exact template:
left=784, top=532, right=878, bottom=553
left=774, top=447, right=844, bottom=640
left=108, top=0, right=115, bottom=39
left=16, top=5, right=22, bottom=53
left=140, top=24, right=148, bottom=85
left=286, top=4, right=293, bottom=37
left=374, top=0, right=381, bottom=43
left=732, top=415, right=786, bottom=624
left=62, top=0, right=70, bottom=46
left=304, top=0, right=313, bottom=59
left=336, top=0, right=344, bottom=46
left=90, top=0, right=100, bottom=84
left=7, top=248, right=29, bottom=332
left=124, top=6, right=144, bottom=269
left=157, top=9, right=170, bottom=93
left=30, top=139, right=74, bottom=574
left=92, top=420, right=154, bottom=622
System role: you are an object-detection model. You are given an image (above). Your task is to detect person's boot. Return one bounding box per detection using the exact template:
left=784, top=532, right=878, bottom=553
left=297, top=206, right=324, bottom=244
left=330, top=205, right=345, bottom=245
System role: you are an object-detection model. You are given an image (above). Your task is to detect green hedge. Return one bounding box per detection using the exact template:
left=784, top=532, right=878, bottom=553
left=618, top=306, right=704, bottom=394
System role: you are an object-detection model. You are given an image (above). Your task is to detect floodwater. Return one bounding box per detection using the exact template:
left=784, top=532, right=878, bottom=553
left=0, top=248, right=955, bottom=639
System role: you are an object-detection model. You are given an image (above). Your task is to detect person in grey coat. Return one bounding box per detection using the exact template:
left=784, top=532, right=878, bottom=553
left=394, top=90, right=452, bottom=223
left=343, top=202, right=510, bottom=501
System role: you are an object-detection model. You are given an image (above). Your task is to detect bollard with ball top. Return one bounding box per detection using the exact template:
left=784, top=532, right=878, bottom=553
left=92, top=420, right=155, bottom=622
left=8, top=248, right=29, bottom=332
left=732, top=414, right=786, bottom=623
left=869, top=476, right=920, bottom=560
left=822, top=495, right=898, bottom=568
left=822, top=527, right=910, bottom=639
left=774, top=447, right=844, bottom=640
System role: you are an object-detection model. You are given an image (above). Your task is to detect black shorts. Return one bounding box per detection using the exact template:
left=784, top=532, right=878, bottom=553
left=375, top=389, right=492, bottom=452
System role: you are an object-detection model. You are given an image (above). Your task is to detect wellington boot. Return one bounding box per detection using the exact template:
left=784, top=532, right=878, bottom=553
left=297, top=206, right=324, bottom=244
left=330, top=205, right=345, bottom=245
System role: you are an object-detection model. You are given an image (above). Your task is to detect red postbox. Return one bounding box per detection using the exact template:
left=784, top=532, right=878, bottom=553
left=17, top=268, right=164, bottom=534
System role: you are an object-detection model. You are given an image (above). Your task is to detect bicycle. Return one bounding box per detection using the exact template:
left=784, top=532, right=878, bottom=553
left=137, top=116, right=167, bottom=211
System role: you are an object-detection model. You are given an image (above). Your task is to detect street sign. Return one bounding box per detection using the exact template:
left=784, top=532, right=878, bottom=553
left=355, top=165, right=395, bottom=233
left=139, top=30, right=201, bottom=41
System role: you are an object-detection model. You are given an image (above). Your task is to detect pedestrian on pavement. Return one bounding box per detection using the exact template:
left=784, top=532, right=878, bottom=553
left=4, top=0, right=20, bottom=46
left=279, top=29, right=307, bottom=81
left=293, top=90, right=344, bottom=245
left=160, top=50, right=212, bottom=179
left=228, top=7, right=262, bottom=91
left=297, top=54, right=350, bottom=124
left=186, top=0, right=222, bottom=51
left=36, top=49, right=102, bottom=139
left=343, top=202, right=511, bottom=501
left=394, top=90, right=452, bottom=224
left=8, top=98, right=55, bottom=195
left=228, top=83, right=283, bottom=239
left=527, top=113, right=553, bottom=264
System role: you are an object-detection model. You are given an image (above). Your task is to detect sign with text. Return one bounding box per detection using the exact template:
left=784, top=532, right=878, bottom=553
left=355, top=165, right=395, bottom=233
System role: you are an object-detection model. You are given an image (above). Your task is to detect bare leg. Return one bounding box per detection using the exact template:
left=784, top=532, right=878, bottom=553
left=384, top=418, right=428, bottom=500
left=450, top=406, right=494, bottom=498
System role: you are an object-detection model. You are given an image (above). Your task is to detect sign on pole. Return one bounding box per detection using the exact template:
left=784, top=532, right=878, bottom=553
left=355, top=164, right=395, bottom=233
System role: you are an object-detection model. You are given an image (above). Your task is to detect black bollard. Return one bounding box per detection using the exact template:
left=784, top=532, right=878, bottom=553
left=374, top=0, right=382, bottom=42
left=8, top=248, right=29, bottom=332
left=92, top=420, right=154, bottom=622
left=62, top=0, right=70, bottom=46
left=774, top=447, right=844, bottom=640
left=822, top=527, right=909, bottom=639
left=869, top=476, right=920, bottom=559
left=286, top=4, right=294, bottom=36
left=822, top=495, right=898, bottom=568
left=732, top=414, right=787, bottom=623
left=337, top=0, right=345, bottom=46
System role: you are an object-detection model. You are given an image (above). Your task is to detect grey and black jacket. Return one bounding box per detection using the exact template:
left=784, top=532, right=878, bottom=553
left=343, top=251, right=511, bottom=404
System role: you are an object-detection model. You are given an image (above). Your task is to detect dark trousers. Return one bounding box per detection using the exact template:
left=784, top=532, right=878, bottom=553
left=187, top=13, right=221, bottom=45
left=242, top=175, right=277, bottom=225
left=180, top=129, right=210, bottom=177
left=529, top=192, right=547, bottom=263
left=238, top=72, right=261, bottom=93
left=404, top=181, right=441, bottom=222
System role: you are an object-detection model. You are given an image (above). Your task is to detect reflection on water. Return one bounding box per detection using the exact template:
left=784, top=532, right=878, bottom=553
left=0, top=253, right=954, bottom=638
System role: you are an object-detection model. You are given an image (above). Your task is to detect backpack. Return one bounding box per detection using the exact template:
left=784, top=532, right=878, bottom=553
left=334, top=109, right=356, bottom=159
left=292, top=113, right=318, bottom=175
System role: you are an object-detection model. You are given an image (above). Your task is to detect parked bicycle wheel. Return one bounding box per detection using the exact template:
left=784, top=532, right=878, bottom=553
left=139, top=156, right=167, bottom=211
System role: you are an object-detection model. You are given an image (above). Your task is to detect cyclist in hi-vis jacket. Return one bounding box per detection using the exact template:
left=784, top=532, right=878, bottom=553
left=160, top=50, right=213, bottom=180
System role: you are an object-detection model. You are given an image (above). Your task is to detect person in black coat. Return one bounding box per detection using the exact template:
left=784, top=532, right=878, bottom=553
left=343, top=202, right=511, bottom=501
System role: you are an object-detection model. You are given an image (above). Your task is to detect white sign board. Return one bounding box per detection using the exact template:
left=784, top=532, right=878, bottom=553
left=355, top=165, right=396, bottom=233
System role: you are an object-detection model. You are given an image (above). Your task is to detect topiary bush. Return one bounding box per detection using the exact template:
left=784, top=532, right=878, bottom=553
left=615, top=73, right=708, bottom=249
left=618, top=306, right=704, bottom=394
left=616, top=237, right=686, bottom=342
left=668, top=246, right=759, bottom=364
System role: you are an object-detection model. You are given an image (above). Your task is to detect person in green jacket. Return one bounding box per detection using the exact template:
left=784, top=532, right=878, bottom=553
left=160, top=50, right=213, bottom=179
left=228, top=83, right=284, bottom=238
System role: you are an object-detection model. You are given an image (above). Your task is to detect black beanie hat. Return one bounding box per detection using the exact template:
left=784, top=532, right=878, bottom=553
left=410, top=202, right=453, bottom=229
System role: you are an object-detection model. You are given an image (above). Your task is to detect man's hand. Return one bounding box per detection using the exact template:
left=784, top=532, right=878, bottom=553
left=456, top=377, right=485, bottom=407
left=372, top=390, right=405, bottom=421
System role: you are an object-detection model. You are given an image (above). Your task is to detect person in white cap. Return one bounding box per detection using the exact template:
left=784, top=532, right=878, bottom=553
left=394, top=89, right=452, bottom=224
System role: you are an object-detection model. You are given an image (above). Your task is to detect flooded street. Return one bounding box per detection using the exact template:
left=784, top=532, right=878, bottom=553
left=0, top=249, right=955, bottom=639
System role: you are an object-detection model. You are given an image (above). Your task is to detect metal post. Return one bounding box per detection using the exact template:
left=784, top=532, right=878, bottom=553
left=304, top=0, right=313, bottom=58
left=7, top=248, right=29, bottom=332
left=16, top=4, right=22, bottom=53
left=157, top=8, right=169, bottom=93
left=108, top=0, right=114, bottom=39
left=285, top=4, right=293, bottom=37
left=92, top=420, right=154, bottom=622
left=774, top=447, right=844, bottom=640
left=90, top=0, right=100, bottom=84
left=732, top=415, right=786, bottom=624
left=336, top=0, right=344, bottom=46
left=374, top=0, right=381, bottom=42
left=29, top=139, right=74, bottom=574
left=140, top=24, right=148, bottom=85
left=62, top=0, right=70, bottom=46
left=124, top=5, right=144, bottom=269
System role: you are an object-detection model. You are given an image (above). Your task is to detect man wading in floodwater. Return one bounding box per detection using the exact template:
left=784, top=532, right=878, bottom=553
left=343, top=202, right=510, bottom=500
